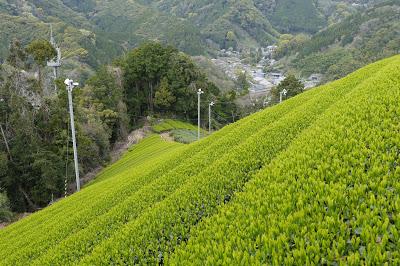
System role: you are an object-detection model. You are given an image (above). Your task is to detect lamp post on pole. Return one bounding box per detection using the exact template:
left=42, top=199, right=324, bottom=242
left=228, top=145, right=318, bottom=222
left=65, top=79, right=80, bottom=192
left=280, top=89, right=288, bottom=104
left=197, top=89, right=204, bottom=140
left=209, top=101, right=214, bottom=134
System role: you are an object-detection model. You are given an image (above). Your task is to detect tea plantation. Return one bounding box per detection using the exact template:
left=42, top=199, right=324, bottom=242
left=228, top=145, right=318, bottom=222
left=0, top=55, right=399, bottom=265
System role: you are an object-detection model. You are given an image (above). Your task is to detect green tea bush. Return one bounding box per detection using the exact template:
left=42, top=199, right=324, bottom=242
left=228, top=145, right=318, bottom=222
left=0, top=55, right=399, bottom=265
left=169, top=55, right=400, bottom=265
left=152, top=119, right=198, bottom=133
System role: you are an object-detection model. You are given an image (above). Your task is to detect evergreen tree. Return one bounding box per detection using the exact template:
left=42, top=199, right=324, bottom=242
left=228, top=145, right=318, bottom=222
left=25, top=39, right=56, bottom=88
left=270, top=75, right=304, bottom=105
left=154, top=78, right=176, bottom=110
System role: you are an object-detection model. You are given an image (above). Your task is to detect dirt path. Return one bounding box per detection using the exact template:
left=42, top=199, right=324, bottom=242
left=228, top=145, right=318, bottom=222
left=160, top=132, right=175, bottom=142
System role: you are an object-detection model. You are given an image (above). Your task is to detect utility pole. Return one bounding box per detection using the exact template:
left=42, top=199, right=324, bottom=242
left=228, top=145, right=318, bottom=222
left=197, top=89, right=204, bottom=140
left=47, top=24, right=62, bottom=91
left=208, top=101, right=214, bottom=134
left=65, top=79, right=80, bottom=192
left=280, top=89, right=288, bottom=104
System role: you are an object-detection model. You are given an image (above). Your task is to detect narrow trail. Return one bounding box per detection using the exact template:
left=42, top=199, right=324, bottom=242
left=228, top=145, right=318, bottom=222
left=160, top=132, right=175, bottom=142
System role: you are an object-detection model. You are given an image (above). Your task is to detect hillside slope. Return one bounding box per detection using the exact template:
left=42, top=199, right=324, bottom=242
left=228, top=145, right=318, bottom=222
left=0, top=0, right=329, bottom=64
left=170, top=55, right=400, bottom=265
left=276, top=0, right=400, bottom=81
left=0, top=55, right=399, bottom=264
left=88, top=135, right=185, bottom=185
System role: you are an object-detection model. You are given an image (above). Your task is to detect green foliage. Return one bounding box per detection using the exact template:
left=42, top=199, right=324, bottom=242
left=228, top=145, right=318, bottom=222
left=0, top=56, right=399, bottom=264
left=154, top=78, right=176, bottom=109
left=269, top=75, right=305, bottom=105
left=236, top=71, right=250, bottom=93
left=89, top=135, right=184, bottom=185
left=60, top=0, right=96, bottom=13
left=0, top=39, right=234, bottom=213
left=169, top=55, right=400, bottom=265
left=0, top=191, right=12, bottom=223
left=26, top=39, right=57, bottom=87
left=0, top=101, right=272, bottom=263
left=278, top=74, right=304, bottom=97
left=123, top=42, right=231, bottom=124
left=274, top=33, right=310, bottom=58
left=0, top=64, right=68, bottom=212
left=82, top=66, right=129, bottom=143
left=270, top=0, right=326, bottom=33
left=170, top=129, right=199, bottom=144
left=79, top=54, right=376, bottom=264
left=152, top=119, right=198, bottom=133
left=26, top=40, right=56, bottom=67
left=6, top=39, right=27, bottom=69
left=276, top=1, right=400, bottom=81
left=0, top=40, right=129, bottom=212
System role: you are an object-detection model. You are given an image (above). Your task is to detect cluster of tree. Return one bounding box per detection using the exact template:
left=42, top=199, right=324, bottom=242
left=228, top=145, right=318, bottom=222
left=235, top=71, right=250, bottom=94
left=122, top=42, right=236, bottom=124
left=273, top=34, right=310, bottom=59
left=269, top=0, right=326, bottom=33
left=268, top=75, right=305, bottom=105
left=0, top=40, right=238, bottom=214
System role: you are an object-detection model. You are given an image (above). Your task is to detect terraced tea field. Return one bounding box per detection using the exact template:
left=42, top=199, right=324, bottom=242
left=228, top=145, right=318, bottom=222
left=1, top=55, right=399, bottom=265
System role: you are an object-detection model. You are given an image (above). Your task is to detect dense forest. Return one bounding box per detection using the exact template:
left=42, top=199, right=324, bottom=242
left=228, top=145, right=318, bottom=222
left=0, top=40, right=238, bottom=214
left=1, top=0, right=396, bottom=84
left=0, top=0, right=372, bottom=65
left=273, top=0, right=400, bottom=81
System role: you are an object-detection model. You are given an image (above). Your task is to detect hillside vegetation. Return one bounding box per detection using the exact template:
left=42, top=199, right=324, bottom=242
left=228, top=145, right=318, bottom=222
left=0, top=55, right=399, bottom=264
left=274, top=0, right=400, bottom=81
left=152, top=120, right=198, bottom=133
left=89, top=135, right=185, bottom=185
left=170, top=56, right=400, bottom=265
left=0, top=0, right=345, bottom=65
left=1, top=0, right=395, bottom=87
left=0, top=41, right=237, bottom=213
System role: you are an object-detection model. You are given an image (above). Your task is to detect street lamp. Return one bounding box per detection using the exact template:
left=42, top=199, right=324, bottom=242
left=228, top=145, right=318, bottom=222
left=197, top=89, right=204, bottom=140
left=280, top=89, right=288, bottom=103
left=209, top=101, right=215, bottom=133
left=65, top=79, right=80, bottom=192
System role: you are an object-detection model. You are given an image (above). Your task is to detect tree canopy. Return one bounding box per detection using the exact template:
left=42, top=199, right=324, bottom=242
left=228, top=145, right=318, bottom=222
left=269, top=75, right=304, bottom=105
left=26, top=40, right=56, bottom=67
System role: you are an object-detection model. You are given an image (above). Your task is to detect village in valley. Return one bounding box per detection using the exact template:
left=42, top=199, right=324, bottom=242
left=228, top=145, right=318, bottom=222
left=211, top=46, right=323, bottom=105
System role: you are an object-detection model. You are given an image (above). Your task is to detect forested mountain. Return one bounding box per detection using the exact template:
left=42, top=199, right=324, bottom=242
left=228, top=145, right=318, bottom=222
left=274, top=0, right=400, bottom=81
left=0, top=0, right=355, bottom=65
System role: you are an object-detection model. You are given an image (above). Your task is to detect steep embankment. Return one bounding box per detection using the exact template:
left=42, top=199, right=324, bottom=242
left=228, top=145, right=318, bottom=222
left=0, top=55, right=399, bottom=264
